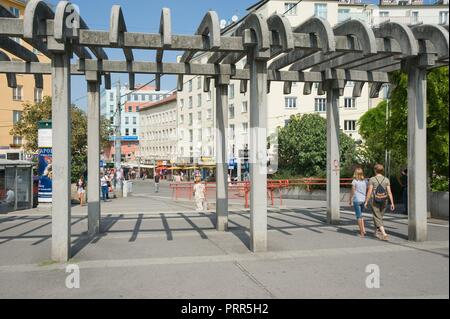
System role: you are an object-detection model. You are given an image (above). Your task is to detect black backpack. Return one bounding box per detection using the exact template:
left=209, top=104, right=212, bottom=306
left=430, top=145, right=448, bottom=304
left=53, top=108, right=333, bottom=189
left=373, top=177, right=388, bottom=204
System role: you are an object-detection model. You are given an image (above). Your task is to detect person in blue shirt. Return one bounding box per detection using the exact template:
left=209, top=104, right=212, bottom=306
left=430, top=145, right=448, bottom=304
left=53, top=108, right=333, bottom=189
left=349, top=167, right=368, bottom=238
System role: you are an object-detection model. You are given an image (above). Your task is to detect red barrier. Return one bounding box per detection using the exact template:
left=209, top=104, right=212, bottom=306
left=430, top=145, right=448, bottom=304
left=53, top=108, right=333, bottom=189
left=170, top=178, right=353, bottom=208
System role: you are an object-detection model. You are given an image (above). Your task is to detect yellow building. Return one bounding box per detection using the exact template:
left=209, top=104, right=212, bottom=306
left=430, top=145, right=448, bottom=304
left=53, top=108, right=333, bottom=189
left=0, top=0, right=51, bottom=154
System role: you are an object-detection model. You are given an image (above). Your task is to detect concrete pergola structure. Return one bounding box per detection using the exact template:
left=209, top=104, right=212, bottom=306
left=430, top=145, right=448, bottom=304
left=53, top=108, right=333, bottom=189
left=0, top=0, right=448, bottom=262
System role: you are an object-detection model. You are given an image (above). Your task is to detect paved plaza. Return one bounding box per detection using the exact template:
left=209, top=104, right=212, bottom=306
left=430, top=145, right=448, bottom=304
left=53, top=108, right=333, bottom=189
left=0, top=181, right=448, bottom=299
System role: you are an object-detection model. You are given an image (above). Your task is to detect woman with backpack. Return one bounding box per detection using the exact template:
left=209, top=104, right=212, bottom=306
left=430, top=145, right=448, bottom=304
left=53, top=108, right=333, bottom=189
left=365, top=164, right=395, bottom=241
left=349, top=167, right=368, bottom=238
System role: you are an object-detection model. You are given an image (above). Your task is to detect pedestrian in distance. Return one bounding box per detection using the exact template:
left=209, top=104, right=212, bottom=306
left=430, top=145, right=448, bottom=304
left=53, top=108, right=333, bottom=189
left=154, top=173, right=160, bottom=193
left=100, top=173, right=109, bottom=202
left=77, top=176, right=86, bottom=206
left=398, top=168, right=408, bottom=215
left=349, top=167, right=368, bottom=238
left=193, top=177, right=207, bottom=212
left=365, top=164, right=395, bottom=241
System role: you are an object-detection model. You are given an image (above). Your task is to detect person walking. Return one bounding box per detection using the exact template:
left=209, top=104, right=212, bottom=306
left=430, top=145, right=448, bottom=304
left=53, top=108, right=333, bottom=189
left=77, top=176, right=86, bottom=206
left=100, top=173, right=109, bottom=202
left=154, top=173, right=160, bottom=193
left=193, top=177, right=207, bottom=211
left=349, top=168, right=368, bottom=237
left=365, top=164, right=395, bottom=241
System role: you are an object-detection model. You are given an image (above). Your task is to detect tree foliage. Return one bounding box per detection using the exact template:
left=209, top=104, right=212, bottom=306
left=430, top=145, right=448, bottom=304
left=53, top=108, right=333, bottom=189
left=277, top=113, right=358, bottom=178
left=358, top=67, right=449, bottom=191
left=10, top=96, right=112, bottom=182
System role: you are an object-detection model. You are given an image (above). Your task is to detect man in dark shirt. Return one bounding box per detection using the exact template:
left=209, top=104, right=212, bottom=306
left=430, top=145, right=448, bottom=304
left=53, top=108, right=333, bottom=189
left=154, top=174, right=160, bottom=193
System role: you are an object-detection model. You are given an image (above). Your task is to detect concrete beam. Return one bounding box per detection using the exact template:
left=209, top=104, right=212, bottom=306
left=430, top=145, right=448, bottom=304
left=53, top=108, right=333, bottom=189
left=215, top=84, right=229, bottom=232
left=87, top=75, right=101, bottom=236
left=51, top=51, right=72, bottom=262
left=325, top=81, right=341, bottom=225
left=249, top=48, right=268, bottom=252
left=407, top=63, right=428, bottom=242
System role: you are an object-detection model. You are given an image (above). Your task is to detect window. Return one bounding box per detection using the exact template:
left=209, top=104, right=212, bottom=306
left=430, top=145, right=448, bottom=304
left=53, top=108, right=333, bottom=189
left=180, top=115, right=184, bottom=124
left=229, top=84, right=235, bottom=99
left=188, top=80, right=193, bottom=92
left=197, top=111, right=202, bottom=121
left=411, top=11, right=419, bottom=25
left=125, top=128, right=130, bottom=136
left=189, top=113, right=193, bottom=126
left=12, top=86, right=23, bottom=101
left=133, top=117, right=137, bottom=125
left=229, top=104, right=235, bottom=119
left=197, top=93, right=202, bottom=107
left=344, top=98, right=356, bottom=109
left=13, top=111, right=22, bottom=124
left=207, top=109, right=212, bottom=120
left=379, top=11, right=389, bottom=17
left=125, top=117, right=129, bottom=125
left=242, top=101, right=248, bottom=113
left=109, top=92, right=114, bottom=101
left=315, top=98, right=327, bottom=112
left=133, top=128, right=137, bottom=136
left=189, top=129, right=193, bottom=142
left=346, top=81, right=355, bottom=87
left=128, top=106, right=132, bottom=112
left=314, top=3, right=327, bottom=20
left=110, top=117, right=114, bottom=125
left=133, top=94, right=138, bottom=101
left=136, top=106, right=140, bottom=112
left=338, top=8, right=350, bottom=22
left=188, top=96, right=193, bottom=108
left=242, top=122, right=248, bottom=134
left=9, top=7, right=20, bottom=17
left=229, top=124, right=235, bottom=140
left=439, top=11, right=449, bottom=25
left=13, top=136, right=23, bottom=146
left=344, top=120, right=357, bottom=132
left=285, top=97, right=297, bottom=109
left=197, top=77, right=202, bottom=90
left=284, top=2, right=297, bottom=16
left=180, top=99, right=184, bottom=108
left=34, top=88, right=43, bottom=103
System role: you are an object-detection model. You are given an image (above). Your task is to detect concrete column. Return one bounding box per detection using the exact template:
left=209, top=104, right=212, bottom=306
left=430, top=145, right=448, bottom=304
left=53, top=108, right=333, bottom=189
left=87, top=76, right=101, bottom=236
left=326, top=84, right=341, bottom=225
left=407, top=66, right=428, bottom=241
left=51, top=52, right=72, bottom=262
left=249, top=51, right=268, bottom=252
left=215, top=84, right=228, bottom=231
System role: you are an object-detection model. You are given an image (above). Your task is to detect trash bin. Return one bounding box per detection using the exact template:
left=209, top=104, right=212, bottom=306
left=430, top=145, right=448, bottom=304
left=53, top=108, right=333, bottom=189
left=123, top=181, right=133, bottom=197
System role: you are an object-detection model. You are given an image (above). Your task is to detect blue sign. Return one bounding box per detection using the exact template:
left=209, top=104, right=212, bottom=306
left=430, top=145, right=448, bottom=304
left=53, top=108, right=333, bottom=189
left=38, top=148, right=53, bottom=203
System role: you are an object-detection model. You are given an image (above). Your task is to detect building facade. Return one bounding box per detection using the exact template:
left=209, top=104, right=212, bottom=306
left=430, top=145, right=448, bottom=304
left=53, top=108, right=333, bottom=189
left=0, top=0, right=52, bottom=158
left=139, top=93, right=178, bottom=165
left=176, top=0, right=374, bottom=177
left=100, top=84, right=170, bottom=163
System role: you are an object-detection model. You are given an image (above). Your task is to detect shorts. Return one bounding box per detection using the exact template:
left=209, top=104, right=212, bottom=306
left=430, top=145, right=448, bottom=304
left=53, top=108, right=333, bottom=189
left=77, top=189, right=85, bottom=195
left=353, top=201, right=365, bottom=219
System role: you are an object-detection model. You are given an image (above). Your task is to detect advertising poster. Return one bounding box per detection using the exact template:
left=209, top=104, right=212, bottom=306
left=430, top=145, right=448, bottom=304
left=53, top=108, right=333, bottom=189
left=38, top=148, right=53, bottom=203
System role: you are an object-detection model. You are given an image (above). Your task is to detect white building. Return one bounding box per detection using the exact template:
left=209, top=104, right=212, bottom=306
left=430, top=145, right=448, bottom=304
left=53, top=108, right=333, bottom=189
left=101, top=84, right=171, bottom=140
left=175, top=0, right=447, bottom=178
left=139, top=93, right=178, bottom=165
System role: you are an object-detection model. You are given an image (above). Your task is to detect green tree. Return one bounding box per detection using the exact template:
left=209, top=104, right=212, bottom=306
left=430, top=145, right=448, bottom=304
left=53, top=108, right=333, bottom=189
left=358, top=67, right=449, bottom=191
left=276, top=113, right=358, bottom=178
left=10, top=96, right=112, bottom=182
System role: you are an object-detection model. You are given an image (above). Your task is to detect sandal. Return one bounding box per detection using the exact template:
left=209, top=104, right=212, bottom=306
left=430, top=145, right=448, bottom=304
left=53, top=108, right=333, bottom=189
left=382, top=235, right=389, bottom=241
left=375, top=231, right=383, bottom=240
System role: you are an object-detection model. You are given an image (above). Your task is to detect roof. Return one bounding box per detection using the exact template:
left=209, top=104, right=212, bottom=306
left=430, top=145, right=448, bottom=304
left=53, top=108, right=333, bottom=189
left=138, top=93, right=177, bottom=112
